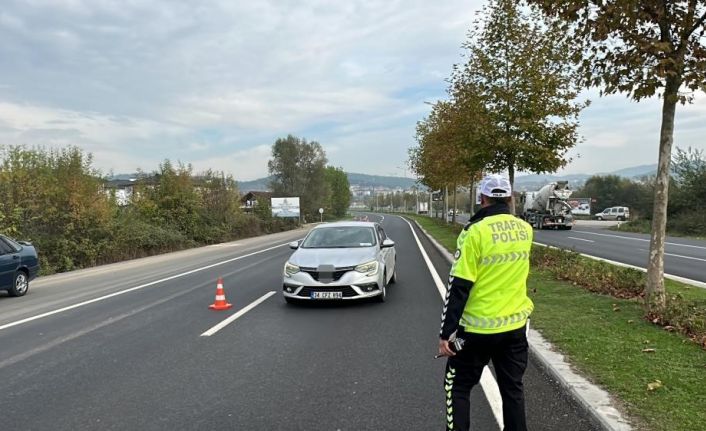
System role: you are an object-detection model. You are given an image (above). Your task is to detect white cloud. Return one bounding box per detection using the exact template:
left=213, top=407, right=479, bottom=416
left=191, top=145, right=271, bottom=181
left=0, top=0, right=704, bottom=180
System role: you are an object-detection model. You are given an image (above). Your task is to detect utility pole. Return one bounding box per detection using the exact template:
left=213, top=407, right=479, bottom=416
left=444, top=186, right=449, bottom=223
left=428, top=189, right=432, bottom=218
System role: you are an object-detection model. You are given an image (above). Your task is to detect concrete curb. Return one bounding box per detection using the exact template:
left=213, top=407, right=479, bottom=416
left=406, top=217, right=633, bottom=431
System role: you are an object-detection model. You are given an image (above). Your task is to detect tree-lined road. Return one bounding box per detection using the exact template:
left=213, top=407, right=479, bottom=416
left=452, top=214, right=706, bottom=285
left=0, top=216, right=600, bottom=430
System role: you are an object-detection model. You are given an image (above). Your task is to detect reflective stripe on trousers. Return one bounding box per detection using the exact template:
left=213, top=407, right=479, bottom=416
left=445, top=367, right=456, bottom=430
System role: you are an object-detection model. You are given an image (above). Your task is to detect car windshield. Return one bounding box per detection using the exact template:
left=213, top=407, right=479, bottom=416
left=0, top=236, right=21, bottom=252
left=301, top=226, right=377, bottom=248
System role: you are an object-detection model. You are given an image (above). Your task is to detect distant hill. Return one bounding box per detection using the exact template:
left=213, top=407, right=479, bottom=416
left=346, top=173, right=417, bottom=189
left=600, top=164, right=657, bottom=178
left=237, top=176, right=273, bottom=192
left=513, top=164, right=657, bottom=191
left=237, top=172, right=418, bottom=192
left=121, top=163, right=658, bottom=193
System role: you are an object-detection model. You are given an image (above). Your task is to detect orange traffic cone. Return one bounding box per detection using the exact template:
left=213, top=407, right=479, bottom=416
left=209, top=277, right=233, bottom=310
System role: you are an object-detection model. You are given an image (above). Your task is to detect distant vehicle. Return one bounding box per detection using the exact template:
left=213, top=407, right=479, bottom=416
left=0, top=234, right=40, bottom=297
left=519, top=182, right=574, bottom=230
left=282, top=222, right=396, bottom=303
left=448, top=209, right=459, bottom=216
left=594, top=207, right=630, bottom=221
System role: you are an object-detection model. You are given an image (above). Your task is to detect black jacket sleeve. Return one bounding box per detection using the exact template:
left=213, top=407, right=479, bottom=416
left=439, top=276, right=474, bottom=340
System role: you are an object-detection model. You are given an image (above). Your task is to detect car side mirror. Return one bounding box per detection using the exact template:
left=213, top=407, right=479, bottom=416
left=381, top=239, right=395, bottom=248
left=289, top=241, right=300, bottom=250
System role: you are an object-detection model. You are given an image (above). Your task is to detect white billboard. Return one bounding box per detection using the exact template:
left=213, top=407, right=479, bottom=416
left=271, top=197, right=300, bottom=218
left=569, top=198, right=591, bottom=215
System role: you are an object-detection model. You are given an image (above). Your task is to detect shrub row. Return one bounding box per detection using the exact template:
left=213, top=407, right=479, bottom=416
left=531, top=245, right=706, bottom=348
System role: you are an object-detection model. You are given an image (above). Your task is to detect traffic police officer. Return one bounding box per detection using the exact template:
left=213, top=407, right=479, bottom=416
left=438, top=174, right=533, bottom=431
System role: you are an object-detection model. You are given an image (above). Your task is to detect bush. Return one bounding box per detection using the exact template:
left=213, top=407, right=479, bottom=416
left=667, top=209, right=706, bottom=237
left=531, top=245, right=706, bottom=348
left=531, top=246, right=645, bottom=298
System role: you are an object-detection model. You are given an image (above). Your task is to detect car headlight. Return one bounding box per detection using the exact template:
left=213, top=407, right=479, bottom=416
left=355, top=260, right=379, bottom=275
left=284, top=262, right=300, bottom=277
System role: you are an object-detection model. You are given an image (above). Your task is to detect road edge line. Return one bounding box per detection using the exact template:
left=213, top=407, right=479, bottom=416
left=398, top=215, right=505, bottom=429
left=200, top=291, right=277, bottom=337
left=532, top=242, right=706, bottom=290
left=407, top=217, right=632, bottom=431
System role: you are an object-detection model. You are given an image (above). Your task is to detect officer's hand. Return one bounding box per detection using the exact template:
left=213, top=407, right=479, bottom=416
left=438, top=339, right=456, bottom=357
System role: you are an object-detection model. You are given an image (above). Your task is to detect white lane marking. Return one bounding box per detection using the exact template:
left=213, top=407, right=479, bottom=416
left=639, top=247, right=706, bottom=262
left=208, top=243, right=242, bottom=248
left=567, top=236, right=595, bottom=243
left=571, top=230, right=706, bottom=250
left=0, top=242, right=290, bottom=333
left=664, top=252, right=706, bottom=262
left=533, top=242, right=706, bottom=289
left=400, top=217, right=504, bottom=429
left=200, top=291, right=276, bottom=337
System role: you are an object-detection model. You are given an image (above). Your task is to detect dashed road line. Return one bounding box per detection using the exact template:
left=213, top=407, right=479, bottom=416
left=567, top=236, right=595, bottom=243
left=0, top=242, right=290, bottom=333
left=200, top=291, right=277, bottom=337
left=572, top=230, right=706, bottom=250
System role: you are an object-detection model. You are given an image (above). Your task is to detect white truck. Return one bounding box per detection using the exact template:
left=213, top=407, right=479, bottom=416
left=520, top=181, right=574, bottom=230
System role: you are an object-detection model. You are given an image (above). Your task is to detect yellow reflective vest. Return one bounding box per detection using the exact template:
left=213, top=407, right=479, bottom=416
left=450, top=214, right=534, bottom=334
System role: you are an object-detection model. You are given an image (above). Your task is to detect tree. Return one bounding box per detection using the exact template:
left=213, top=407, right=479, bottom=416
left=268, top=135, right=328, bottom=219
left=410, top=100, right=475, bottom=221
left=134, top=160, right=201, bottom=237
left=528, top=1, right=706, bottom=309
left=453, top=0, right=586, bottom=191
left=0, top=145, right=114, bottom=272
left=324, top=166, right=351, bottom=218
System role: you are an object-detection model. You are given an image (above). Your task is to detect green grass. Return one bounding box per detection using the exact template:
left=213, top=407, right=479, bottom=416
left=404, top=213, right=461, bottom=252
left=405, top=214, right=706, bottom=431
left=530, top=275, right=706, bottom=431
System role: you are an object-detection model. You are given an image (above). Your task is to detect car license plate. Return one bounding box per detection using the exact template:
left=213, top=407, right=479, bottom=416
left=311, top=291, right=342, bottom=299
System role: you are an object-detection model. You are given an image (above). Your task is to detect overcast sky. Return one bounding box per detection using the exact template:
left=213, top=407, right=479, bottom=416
left=1, top=0, right=704, bottom=180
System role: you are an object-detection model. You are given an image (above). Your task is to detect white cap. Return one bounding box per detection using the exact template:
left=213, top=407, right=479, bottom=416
left=480, top=174, right=512, bottom=198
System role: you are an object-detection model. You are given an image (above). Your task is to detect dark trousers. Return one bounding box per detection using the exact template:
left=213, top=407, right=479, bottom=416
left=444, top=325, right=528, bottom=431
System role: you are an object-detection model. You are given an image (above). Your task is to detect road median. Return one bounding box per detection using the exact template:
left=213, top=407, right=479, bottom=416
left=403, top=213, right=706, bottom=431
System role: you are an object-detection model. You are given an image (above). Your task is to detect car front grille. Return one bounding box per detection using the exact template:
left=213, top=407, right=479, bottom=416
left=297, top=286, right=359, bottom=298
left=300, top=266, right=355, bottom=282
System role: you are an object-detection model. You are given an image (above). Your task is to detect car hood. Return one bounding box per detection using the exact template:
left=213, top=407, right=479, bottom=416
left=290, top=247, right=377, bottom=268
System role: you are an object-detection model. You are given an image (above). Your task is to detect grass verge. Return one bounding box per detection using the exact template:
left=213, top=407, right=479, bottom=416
left=405, top=213, right=706, bottom=431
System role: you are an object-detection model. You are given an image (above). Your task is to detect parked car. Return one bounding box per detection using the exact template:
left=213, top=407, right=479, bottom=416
left=594, top=206, right=630, bottom=221
left=282, top=222, right=396, bottom=303
left=0, top=234, right=40, bottom=297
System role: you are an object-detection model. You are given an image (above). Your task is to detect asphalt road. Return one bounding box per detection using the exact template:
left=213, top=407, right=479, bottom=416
left=451, top=214, right=706, bottom=284
left=0, top=217, right=600, bottom=430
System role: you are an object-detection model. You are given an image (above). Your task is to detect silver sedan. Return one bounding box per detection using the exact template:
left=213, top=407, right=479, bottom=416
left=282, top=221, right=396, bottom=303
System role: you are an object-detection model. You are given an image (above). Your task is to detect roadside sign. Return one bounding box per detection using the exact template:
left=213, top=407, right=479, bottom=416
left=318, top=208, right=324, bottom=214
left=271, top=197, right=300, bottom=218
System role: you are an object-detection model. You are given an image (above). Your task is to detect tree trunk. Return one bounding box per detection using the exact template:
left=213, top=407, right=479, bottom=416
left=646, top=82, right=679, bottom=311
left=452, top=184, right=457, bottom=224
left=508, top=164, right=516, bottom=215
left=470, top=181, right=475, bottom=215
left=444, top=186, right=449, bottom=224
